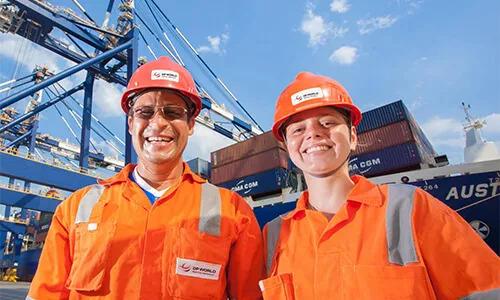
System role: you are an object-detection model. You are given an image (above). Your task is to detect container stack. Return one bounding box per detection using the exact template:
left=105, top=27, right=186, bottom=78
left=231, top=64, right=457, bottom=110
left=210, top=131, right=294, bottom=197
left=349, top=100, right=437, bottom=177
left=187, top=157, right=211, bottom=179
left=34, top=211, right=52, bottom=244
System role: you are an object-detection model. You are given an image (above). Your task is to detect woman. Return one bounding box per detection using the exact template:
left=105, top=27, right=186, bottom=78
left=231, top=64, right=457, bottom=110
left=260, top=72, right=499, bottom=299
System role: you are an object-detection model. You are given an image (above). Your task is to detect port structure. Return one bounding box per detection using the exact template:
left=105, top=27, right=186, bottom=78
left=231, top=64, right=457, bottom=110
left=0, top=0, right=263, bottom=268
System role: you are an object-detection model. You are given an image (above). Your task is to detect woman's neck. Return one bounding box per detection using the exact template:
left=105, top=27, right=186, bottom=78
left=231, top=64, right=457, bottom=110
left=304, top=168, right=355, bottom=214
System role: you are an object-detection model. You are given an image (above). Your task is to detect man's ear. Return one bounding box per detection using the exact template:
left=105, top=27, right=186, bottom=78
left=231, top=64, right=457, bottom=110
left=127, top=115, right=133, bottom=135
left=188, top=117, right=195, bottom=136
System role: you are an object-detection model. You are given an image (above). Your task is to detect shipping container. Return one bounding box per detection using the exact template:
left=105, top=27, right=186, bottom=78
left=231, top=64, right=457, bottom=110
left=187, top=157, right=211, bottom=179
left=349, top=142, right=431, bottom=177
left=17, top=248, right=42, bottom=281
left=217, top=168, right=302, bottom=197
left=357, top=100, right=409, bottom=133
left=211, top=131, right=284, bottom=167
left=35, top=227, right=49, bottom=243
left=355, top=120, right=414, bottom=155
left=357, top=100, right=436, bottom=155
left=355, top=119, right=437, bottom=158
left=211, top=148, right=289, bottom=184
left=38, top=211, right=53, bottom=227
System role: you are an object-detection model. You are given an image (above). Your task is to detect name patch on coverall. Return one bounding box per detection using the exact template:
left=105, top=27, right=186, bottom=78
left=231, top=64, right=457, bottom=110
left=175, top=258, right=221, bottom=280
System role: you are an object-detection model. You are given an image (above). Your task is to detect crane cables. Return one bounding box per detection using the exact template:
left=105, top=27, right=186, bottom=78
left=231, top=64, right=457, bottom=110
left=134, top=0, right=263, bottom=131
left=52, top=83, right=125, bottom=155
left=0, top=72, right=37, bottom=94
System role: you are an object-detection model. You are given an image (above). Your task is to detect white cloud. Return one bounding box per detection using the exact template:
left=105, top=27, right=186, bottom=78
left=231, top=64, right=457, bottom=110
left=330, top=0, right=350, bottom=13
left=300, top=4, right=348, bottom=47
left=0, top=34, right=70, bottom=73
left=93, top=79, right=124, bottom=118
left=332, top=26, right=349, bottom=38
left=95, top=140, right=121, bottom=158
left=301, top=6, right=333, bottom=47
left=421, top=114, right=500, bottom=157
left=329, top=46, right=358, bottom=65
left=483, top=113, right=500, bottom=135
left=421, top=116, right=464, bottom=147
left=357, top=15, right=398, bottom=35
left=404, top=0, right=424, bottom=15
left=184, top=123, right=235, bottom=161
left=410, top=96, right=424, bottom=110
left=197, top=32, right=229, bottom=55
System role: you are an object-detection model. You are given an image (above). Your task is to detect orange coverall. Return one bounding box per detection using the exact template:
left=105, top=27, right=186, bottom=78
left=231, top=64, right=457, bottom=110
left=28, top=163, right=264, bottom=299
left=262, top=175, right=500, bottom=299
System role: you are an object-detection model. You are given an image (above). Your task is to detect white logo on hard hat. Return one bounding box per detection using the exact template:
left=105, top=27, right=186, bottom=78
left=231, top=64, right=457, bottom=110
left=291, top=87, right=324, bottom=105
left=151, top=69, right=180, bottom=82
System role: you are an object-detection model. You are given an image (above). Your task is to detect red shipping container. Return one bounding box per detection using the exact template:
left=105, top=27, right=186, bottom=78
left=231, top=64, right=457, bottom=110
left=211, top=131, right=285, bottom=167
left=354, top=120, right=414, bottom=155
left=211, top=148, right=289, bottom=184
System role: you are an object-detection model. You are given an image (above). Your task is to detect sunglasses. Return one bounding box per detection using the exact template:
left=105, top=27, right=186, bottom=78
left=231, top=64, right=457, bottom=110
left=131, top=105, right=189, bottom=120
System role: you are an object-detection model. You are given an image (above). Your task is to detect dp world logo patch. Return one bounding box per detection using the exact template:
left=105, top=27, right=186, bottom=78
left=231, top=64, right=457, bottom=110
left=151, top=69, right=179, bottom=82
left=175, top=258, right=221, bottom=280
left=291, top=87, right=324, bottom=105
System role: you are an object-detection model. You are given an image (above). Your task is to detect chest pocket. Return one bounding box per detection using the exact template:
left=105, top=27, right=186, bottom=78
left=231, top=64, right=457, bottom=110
left=65, top=185, right=117, bottom=291
left=164, top=183, right=232, bottom=300
left=165, top=228, right=232, bottom=299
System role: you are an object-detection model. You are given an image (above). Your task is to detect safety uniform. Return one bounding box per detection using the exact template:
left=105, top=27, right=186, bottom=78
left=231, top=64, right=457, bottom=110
left=262, top=175, right=500, bottom=299
left=28, top=163, right=264, bottom=299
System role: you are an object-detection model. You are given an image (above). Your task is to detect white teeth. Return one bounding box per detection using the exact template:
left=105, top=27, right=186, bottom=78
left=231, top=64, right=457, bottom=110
left=305, top=145, right=330, bottom=154
left=146, top=137, right=172, bottom=142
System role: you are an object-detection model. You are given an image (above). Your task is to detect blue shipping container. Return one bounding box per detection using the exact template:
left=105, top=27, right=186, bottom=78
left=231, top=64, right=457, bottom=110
left=349, top=142, right=423, bottom=177
left=187, top=158, right=211, bottom=178
left=218, top=168, right=288, bottom=197
left=358, top=100, right=409, bottom=134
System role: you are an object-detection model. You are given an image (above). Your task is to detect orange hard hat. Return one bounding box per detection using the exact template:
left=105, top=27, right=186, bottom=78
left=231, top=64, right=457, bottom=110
left=272, top=72, right=362, bottom=141
left=120, top=56, right=202, bottom=117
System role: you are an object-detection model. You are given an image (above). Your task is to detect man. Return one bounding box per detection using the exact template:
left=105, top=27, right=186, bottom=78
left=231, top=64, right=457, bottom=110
left=28, top=57, right=264, bottom=299
left=260, top=72, right=500, bottom=299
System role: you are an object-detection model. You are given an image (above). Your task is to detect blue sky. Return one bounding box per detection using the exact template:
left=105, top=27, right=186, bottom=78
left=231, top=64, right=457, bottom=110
left=0, top=0, right=499, bottom=164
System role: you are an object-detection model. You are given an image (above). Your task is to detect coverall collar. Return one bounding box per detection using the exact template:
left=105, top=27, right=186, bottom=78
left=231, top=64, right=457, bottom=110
left=284, top=175, right=384, bottom=220
left=98, top=162, right=206, bottom=187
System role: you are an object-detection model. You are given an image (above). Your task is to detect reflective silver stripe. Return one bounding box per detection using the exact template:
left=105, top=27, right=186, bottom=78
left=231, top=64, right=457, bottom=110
left=386, top=184, right=418, bottom=265
left=25, top=297, right=36, bottom=300
left=199, top=183, right=221, bottom=236
left=460, top=288, right=500, bottom=300
left=265, top=216, right=282, bottom=276
left=75, top=185, right=105, bottom=224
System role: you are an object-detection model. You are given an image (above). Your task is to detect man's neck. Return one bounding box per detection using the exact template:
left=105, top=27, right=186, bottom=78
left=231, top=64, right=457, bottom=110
left=135, top=160, right=184, bottom=190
